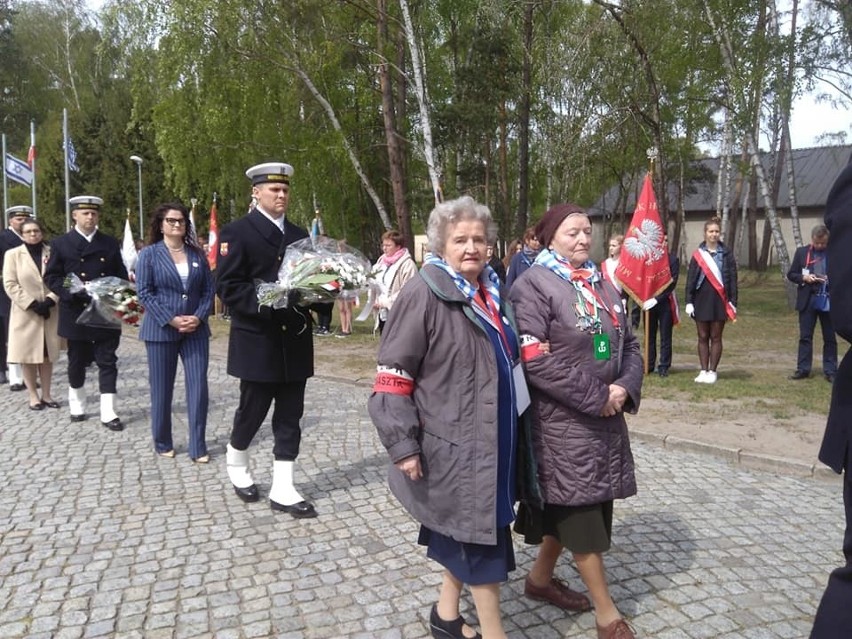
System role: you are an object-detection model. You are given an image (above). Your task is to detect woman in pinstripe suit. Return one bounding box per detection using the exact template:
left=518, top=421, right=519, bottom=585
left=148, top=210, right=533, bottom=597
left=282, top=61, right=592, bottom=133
left=136, top=203, right=215, bottom=462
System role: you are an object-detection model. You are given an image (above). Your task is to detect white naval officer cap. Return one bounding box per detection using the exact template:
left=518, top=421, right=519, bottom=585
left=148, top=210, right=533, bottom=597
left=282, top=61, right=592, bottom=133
left=245, top=162, right=294, bottom=186
left=69, top=195, right=104, bottom=211
left=5, top=205, right=33, bottom=219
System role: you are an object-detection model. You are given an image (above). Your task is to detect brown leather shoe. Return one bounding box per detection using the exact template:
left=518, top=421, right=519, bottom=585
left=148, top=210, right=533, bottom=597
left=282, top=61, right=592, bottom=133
left=524, top=577, right=592, bottom=612
left=596, top=619, right=636, bottom=639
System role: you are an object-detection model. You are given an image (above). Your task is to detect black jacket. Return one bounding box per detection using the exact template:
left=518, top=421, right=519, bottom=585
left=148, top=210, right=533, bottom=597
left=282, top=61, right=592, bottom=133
left=787, top=244, right=828, bottom=313
left=0, top=228, right=23, bottom=317
left=215, top=209, right=314, bottom=383
left=684, top=241, right=737, bottom=308
left=44, top=229, right=128, bottom=341
left=820, top=159, right=852, bottom=474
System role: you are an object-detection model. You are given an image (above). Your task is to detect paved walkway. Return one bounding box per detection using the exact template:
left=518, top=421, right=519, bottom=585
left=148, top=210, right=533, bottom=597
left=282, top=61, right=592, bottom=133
left=0, top=336, right=845, bottom=638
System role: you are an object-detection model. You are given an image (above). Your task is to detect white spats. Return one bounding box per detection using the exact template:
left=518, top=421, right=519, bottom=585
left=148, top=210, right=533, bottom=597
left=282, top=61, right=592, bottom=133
left=68, top=386, right=86, bottom=416
left=269, top=460, right=304, bottom=506
left=226, top=443, right=255, bottom=489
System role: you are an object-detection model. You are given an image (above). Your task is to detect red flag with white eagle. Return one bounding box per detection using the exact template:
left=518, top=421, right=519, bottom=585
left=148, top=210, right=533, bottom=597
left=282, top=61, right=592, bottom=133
left=614, top=173, right=673, bottom=304
left=207, top=200, right=219, bottom=270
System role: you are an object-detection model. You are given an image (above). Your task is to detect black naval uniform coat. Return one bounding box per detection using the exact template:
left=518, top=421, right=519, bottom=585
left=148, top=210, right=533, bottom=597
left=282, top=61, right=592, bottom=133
left=44, top=229, right=129, bottom=341
left=215, top=209, right=314, bottom=383
left=811, top=158, right=852, bottom=639
left=0, top=228, right=24, bottom=318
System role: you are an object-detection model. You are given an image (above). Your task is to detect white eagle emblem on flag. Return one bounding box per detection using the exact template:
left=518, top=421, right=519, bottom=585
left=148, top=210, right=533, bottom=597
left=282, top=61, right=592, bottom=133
left=623, top=219, right=665, bottom=265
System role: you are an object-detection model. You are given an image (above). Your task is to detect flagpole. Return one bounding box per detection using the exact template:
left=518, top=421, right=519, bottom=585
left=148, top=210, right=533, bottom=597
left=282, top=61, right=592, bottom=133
left=30, top=121, right=37, bottom=218
left=642, top=147, right=659, bottom=376
left=1, top=133, right=7, bottom=213
left=63, top=109, right=71, bottom=232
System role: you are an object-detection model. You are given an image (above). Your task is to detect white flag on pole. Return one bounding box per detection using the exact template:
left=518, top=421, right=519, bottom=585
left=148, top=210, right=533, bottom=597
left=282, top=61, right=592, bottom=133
left=121, top=216, right=138, bottom=273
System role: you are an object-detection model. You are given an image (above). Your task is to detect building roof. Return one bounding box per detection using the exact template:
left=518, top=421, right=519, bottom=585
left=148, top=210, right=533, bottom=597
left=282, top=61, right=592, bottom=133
left=588, top=145, right=852, bottom=218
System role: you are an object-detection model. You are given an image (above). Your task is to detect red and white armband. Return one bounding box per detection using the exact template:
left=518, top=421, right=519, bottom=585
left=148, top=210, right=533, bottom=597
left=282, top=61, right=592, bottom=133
left=520, top=334, right=546, bottom=362
left=373, top=365, right=415, bottom=396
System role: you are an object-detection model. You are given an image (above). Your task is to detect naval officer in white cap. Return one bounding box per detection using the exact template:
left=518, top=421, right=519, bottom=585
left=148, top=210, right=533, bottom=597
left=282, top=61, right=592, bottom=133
left=44, top=196, right=129, bottom=429
left=0, top=205, right=34, bottom=389
left=215, top=162, right=317, bottom=518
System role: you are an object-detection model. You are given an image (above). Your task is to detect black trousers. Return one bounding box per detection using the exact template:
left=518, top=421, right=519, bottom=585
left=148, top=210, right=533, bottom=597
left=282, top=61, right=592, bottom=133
left=0, top=314, right=8, bottom=372
left=230, top=379, right=307, bottom=461
left=811, top=474, right=852, bottom=638
left=647, top=299, right=674, bottom=372
left=67, top=335, right=121, bottom=392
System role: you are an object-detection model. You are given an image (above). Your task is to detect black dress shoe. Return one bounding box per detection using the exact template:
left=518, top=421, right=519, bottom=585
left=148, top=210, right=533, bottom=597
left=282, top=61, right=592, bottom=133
left=70, top=413, right=87, bottom=422
left=9, top=383, right=25, bottom=392
left=29, top=402, right=44, bottom=411
left=233, top=484, right=260, bottom=503
left=826, top=374, right=836, bottom=383
left=657, top=368, right=669, bottom=378
left=429, top=604, right=481, bottom=639
left=102, top=418, right=124, bottom=432
left=270, top=499, right=317, bottom=518
left=789, top=370, right=810, bottom=380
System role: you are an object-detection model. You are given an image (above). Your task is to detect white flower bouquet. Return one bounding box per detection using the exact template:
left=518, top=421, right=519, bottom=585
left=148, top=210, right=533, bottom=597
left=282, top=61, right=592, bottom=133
left=256, top=236, right=375, bottom=309
left=65, top=274, right=144, bottom=328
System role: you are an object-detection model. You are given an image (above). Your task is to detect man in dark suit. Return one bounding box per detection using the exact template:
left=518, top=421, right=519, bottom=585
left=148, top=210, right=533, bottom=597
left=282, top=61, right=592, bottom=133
left=0, top=205, right=32, bottom=389
left=44, top=196, right=128, bottom=430
left=216, top=162, right=317, bottom=518
left=641, top=241, right=680, bottom=377
left=811, top=158, right=852, bottom=639
left=787, top=225, right=837, bottom=382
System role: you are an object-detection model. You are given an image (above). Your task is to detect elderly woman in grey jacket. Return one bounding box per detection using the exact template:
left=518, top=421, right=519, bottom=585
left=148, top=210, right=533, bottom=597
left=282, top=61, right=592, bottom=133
left=369, top=196, right=523, bottom=639
left=509, top=203, right=642, bottom=639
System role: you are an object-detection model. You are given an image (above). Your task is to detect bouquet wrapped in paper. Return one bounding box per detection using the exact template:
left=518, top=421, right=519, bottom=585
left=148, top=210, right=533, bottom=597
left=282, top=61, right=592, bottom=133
left=64, top=274, right=144, bottom=328
left=256, top=236, right=374, bottom=309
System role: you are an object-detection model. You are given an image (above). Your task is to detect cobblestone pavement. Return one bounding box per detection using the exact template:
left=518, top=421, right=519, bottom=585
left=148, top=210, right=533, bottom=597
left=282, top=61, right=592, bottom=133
left=0, top=336, right=845, bottom=639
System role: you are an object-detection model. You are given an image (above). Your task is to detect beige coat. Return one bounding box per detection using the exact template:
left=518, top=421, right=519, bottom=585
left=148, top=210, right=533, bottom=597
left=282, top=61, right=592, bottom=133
left=3, top=244, right=61, bottom=364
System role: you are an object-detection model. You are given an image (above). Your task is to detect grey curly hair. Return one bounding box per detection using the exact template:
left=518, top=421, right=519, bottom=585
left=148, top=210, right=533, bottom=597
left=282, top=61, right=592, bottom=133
left=425, top=195, right=497, bottom=256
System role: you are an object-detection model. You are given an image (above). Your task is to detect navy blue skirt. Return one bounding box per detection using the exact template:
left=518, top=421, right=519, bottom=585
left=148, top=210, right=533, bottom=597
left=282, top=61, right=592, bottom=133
left=418, top=525, right=516, bottom=586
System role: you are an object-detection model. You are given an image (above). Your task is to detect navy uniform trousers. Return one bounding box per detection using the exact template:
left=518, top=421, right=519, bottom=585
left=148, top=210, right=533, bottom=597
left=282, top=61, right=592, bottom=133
left=146, top=336, right=209, bottom=459
left=231, top=379, right=306, bottom=461
left=67, top=335, right=120, bottom=392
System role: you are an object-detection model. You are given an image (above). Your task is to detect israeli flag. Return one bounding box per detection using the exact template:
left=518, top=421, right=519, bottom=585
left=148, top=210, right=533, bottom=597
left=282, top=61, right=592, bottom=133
left=4, top=153, right=33, bottom=187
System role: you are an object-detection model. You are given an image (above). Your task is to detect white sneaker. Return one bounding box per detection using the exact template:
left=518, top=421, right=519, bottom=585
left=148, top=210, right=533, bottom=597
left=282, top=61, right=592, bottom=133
left=694, top=370, right=708, bottom=383
left=705, top=371, right=717, bottom=384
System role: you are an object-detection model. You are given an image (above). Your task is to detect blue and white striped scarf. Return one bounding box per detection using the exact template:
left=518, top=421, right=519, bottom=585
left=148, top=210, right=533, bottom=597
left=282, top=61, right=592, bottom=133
left=533, top=249, right=600, bottom=286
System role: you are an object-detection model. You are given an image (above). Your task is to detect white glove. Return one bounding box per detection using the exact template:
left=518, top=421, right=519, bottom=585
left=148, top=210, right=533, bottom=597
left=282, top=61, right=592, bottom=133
left=729, top=303, right=737, bottom=314
left=685, top=303, right=695, bottom=318
left=642, top=298, right=658, bottom=311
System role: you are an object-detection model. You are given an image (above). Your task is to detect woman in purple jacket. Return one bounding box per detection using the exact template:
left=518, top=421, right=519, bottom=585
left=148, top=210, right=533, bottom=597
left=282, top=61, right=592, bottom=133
left=509, top=203, right=643, bottom=639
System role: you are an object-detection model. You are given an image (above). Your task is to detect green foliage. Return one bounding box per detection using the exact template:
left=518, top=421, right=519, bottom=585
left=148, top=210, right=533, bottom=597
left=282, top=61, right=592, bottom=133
left=2, top=0, right=850, bottom=256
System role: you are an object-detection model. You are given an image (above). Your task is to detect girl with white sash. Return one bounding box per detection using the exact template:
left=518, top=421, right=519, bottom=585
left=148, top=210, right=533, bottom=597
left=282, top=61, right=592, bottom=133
left=684, top=217, right=738, bottom=384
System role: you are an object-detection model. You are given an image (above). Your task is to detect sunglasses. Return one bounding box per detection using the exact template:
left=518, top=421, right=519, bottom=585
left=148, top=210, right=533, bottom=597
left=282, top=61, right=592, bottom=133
left=163, top=218, right=186, bottom=227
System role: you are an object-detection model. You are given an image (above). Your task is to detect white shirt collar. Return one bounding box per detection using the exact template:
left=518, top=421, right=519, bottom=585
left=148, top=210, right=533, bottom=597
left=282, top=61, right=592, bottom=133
left=74, top=226, right=97, bottom=242
left=256, top=206, right=285, bottom=232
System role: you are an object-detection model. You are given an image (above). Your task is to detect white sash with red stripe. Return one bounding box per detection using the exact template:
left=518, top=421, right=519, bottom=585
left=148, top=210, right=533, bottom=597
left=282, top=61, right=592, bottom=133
left=601, top=258, right=622, bottom=292
left=693, top=249, right=736, bottom=321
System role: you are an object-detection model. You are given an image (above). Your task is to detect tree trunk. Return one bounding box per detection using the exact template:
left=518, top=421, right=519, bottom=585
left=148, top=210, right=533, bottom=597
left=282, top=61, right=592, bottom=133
left=377, top=0, right=411, bottom=248
left=704, top=0, right=791, bottom=276
left=498, top=101, right=511, bottom=238
left=398, top=0, right=442, bottom=203
left=515, top=0, right=535, bottom=239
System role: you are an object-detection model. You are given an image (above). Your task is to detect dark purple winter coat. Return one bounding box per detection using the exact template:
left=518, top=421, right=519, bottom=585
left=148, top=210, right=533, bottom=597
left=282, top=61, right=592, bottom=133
left=509, top=265, right=642, bottom=507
